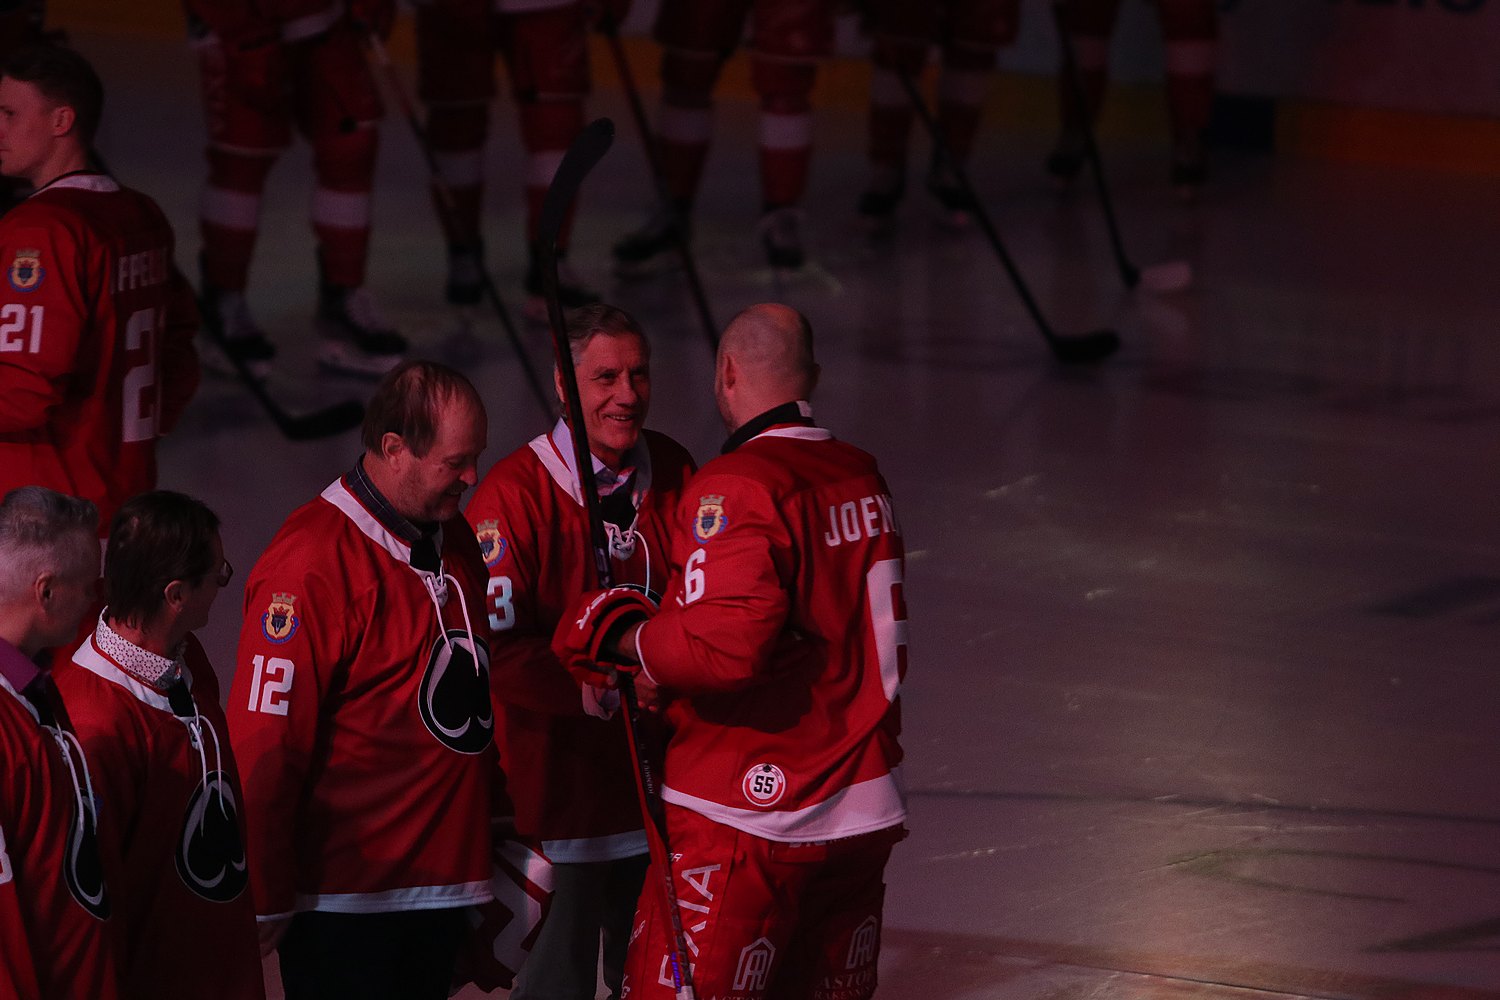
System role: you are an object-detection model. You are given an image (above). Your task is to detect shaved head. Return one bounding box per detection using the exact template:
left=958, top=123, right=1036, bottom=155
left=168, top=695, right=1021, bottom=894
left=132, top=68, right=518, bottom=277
left=714, top=303, right=819, bottom=432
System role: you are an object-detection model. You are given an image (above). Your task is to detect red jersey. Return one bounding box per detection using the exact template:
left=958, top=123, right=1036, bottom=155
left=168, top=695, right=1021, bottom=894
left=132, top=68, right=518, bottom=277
left=0, top=675, right=120, bottom=1000
left=635, top=409, right=908, bottom=843
left=0, top=174, right=199, bottom=534
left=465, top=424, right=694, bottom=861
left=53, top=632, right=263, bottom=1000
left=228, top=474, right=495, bottom=920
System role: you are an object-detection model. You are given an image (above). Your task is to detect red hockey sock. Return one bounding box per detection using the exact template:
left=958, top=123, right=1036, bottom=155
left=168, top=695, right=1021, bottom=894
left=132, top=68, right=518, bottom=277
left=518, top=98, right=584, bottom=248
left=311, top=128, right=378, bottom=288
left=754, top=56, right=817, bottom=208
left=200, top=147, right=275, bottom=291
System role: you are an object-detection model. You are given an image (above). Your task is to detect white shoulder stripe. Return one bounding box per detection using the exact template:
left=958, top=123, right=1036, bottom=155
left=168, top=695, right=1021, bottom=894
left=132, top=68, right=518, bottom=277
left=0, top=674, right=38, bottom=724
left=320, top=478, right=414, bottom=565
left=753, top=426, right=833, bottom=443
left=70, top=640, right=178, bottom=713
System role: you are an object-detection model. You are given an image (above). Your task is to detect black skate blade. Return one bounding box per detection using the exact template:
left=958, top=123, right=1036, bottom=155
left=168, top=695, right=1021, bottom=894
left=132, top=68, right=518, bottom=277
left=1050, top=329, right=1121, bottom=365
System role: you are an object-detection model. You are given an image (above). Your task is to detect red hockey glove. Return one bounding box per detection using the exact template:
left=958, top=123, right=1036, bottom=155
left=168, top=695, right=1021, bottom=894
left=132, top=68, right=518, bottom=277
left=553, top=585, right=657, bottom=687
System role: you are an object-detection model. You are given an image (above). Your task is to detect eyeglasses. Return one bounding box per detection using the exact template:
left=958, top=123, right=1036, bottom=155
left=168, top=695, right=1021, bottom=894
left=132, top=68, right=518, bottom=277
left=209, top=559, right=233, bottom=588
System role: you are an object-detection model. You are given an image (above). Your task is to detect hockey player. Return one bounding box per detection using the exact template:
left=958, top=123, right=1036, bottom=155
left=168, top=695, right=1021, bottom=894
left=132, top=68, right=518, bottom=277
left=53, top=491, right=263, bottom=1000
left=229, top=360, right=494, bottom=1000
left=858, top=0, right=1020, bottom=230
left=188, top=0, right=408, bottom=377
left=464, top=303, right=694, bottom=1000
left=0, top=44, right=201, bottom=535
left=1047, top=0, right=1217, bottom=198
left=0, top=487, right=120, bottom=1000
left=414, top=0, right=607, bottom=320
left=556, top=303, right=908, bottom=1000
left=613, top=0, right=838, bottom=274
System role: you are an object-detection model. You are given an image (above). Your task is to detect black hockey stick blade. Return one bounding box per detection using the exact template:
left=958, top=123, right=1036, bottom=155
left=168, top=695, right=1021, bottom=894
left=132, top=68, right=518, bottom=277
left=199, top=300, right=366, bottom=441
left=1049, top=328, right=1121, bottom=365
left=277, top=398, right=366, bottom=441
left=231, top=360, right=365, bottom=441
left=538, top=118, right=615, bottom=250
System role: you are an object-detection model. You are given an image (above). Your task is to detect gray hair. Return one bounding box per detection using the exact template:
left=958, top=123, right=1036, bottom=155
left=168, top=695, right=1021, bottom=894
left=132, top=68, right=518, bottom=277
left=0, top=487, right=99, bottom=606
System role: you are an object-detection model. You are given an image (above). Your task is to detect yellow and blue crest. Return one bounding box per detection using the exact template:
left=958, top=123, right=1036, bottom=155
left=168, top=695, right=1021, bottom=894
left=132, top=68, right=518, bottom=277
left=262, top=592, right=299, bottom=644
left=8, top=248, right=42, bottom=292
left=475, top=519, right=507, bottom=567
left=693, top=494, right=727, bottom=544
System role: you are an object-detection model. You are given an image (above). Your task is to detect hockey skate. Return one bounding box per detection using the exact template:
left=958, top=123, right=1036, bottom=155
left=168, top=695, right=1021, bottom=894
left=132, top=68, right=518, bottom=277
left=523, top=250, right=600, bottom=324
left=857, top=166, right=905, bottom=236
left=612, top=200, right=688, bottom=279
left=1045, top=128, right=1088, bottom=188
left=316, top=286, right=408, bottom=378
left=1170, top=134, right=1207, bottom=203
left=758, top=206, right=806, bottom=271
left=926, top=159, right=976, bottom=229
left=446, top=243, right=485, bottom=307
left=199, top=284, right=276, bottom=381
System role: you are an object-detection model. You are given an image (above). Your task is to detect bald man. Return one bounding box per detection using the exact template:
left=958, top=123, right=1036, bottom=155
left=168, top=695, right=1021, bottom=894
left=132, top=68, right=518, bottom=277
left=557, top=304, right=910, bottom=1000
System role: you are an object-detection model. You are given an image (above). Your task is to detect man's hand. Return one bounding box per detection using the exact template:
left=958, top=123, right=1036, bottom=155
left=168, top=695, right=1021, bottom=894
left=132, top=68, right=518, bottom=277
left=553, top=586, right=657, bottom=688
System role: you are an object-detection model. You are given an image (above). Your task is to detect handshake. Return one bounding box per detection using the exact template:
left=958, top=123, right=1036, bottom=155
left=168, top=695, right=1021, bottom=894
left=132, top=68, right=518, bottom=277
left=552, top=585, right=659, bottom=689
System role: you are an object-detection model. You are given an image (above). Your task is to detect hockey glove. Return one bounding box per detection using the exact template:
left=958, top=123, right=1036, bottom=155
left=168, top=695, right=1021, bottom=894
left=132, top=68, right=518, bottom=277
left=553, top=585, right=657, bottom=687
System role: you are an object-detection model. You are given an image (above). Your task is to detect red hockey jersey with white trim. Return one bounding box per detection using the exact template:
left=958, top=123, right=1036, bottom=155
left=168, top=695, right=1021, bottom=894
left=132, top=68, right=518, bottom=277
left=464, top=425, right=694, bottom=861
left=53, top=633, right=263, bottom=1000
left=0, top=174, right=199, bottom=534
left=0, top=676, right=120, bottom=1000
left=636, top=422, right=909, bottom=843
left=228, top=476, right=494, bottom=919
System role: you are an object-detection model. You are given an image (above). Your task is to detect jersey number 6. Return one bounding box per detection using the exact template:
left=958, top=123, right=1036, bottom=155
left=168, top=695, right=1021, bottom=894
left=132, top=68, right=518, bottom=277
left=867, top=558, right=908, bottom=703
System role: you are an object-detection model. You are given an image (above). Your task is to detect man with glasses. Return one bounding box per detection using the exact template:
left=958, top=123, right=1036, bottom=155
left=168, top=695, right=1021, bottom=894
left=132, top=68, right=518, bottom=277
left=53, top=490, right=263, bottom=1000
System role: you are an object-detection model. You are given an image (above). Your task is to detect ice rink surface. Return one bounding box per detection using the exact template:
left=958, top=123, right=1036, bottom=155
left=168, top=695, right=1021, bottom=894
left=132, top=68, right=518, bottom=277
left=68, top=25, right=1500, bottom=1000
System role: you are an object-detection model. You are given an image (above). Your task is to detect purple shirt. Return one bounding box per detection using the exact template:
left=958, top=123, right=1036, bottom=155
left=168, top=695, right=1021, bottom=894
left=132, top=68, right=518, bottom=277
left=0, top=634, right=43, bottom=694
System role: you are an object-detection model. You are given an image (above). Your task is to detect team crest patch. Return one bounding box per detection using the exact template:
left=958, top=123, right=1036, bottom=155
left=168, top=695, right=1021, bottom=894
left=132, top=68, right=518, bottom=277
left=475, top=520, right=508, bottom=568
left=693, top=494, right=727, bottom=544
left=7, top=248, right=42, bottom=292
left=262, top=593, right=299, bottom=644
left=742, top=762, right=787, bottom=808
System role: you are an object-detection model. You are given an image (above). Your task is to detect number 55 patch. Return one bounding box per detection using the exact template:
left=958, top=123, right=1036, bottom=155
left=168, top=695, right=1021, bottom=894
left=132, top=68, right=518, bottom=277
left=741, top=763, right=786, bottom=807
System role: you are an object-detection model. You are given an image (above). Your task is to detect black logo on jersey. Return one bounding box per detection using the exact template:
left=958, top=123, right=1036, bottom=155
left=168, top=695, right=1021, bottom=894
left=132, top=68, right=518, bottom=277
left=419, top=629, right=493, bottom=755
left=175, top=771, right=248, bottom=903
left=65, top=792, right=110, bottom=920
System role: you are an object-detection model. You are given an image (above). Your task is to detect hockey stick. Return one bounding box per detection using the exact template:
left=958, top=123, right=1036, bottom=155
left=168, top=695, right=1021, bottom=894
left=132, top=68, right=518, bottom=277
left=360, top=28, right=554, bottom=419
left=597, top=16, right=719, bottom=353
left=1050, top=0, right=1192, bottom=294
left=894, top=71, right=1120, bottom=365
left=197, top=299, right=367, bottom=441
left=538, top=118, right=699, bottom=1000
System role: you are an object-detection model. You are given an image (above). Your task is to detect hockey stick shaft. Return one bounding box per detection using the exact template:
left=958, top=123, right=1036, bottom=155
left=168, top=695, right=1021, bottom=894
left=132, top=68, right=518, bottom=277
left=538, top=118, right=698, bottom=1000
left=895, top=71, right=1120, bottom=364
left=894, top=72, right=1058, bottom=341
left=360, top=28, right=554, bottom=417
left=599, top=21, right=719, bottom=353
left=195, top=289, right=365, bottom=440
left=1050, top=0, right=1140, bottom=288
